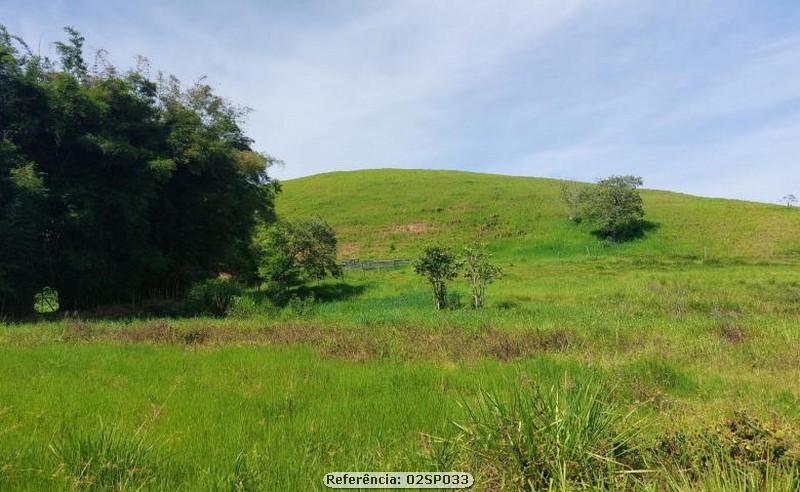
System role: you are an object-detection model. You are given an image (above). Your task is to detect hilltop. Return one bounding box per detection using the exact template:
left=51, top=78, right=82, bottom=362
left=277, top=169, right=800, bottom=260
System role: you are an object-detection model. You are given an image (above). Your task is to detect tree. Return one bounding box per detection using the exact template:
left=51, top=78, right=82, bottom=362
left=0, top=26, right=280, bottom=316
left=54, top=26, right=87, bottom=78
left=414, top=246, right=461, bottom=310
left=559, top=181, right=585, bottom=222
left=0, top=160, right=50, bottom=316
left=462, top=243, right=502, bottom=309
left=254, top=218, right=341, bottom=297
left=562, top=175, right=646, bottom=241
left=782, top=194, right=797, bottom=208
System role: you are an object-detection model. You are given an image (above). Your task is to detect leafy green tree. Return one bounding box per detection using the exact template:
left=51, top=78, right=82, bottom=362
left=254, top=218, right=341, bottom=297
left=462, top=243, right=502, bottom=308
left=54, top=27, right=87, bottom=78
left=562, top=175, right=646, bottom=241
left=414, top=246, right=461, bottom=310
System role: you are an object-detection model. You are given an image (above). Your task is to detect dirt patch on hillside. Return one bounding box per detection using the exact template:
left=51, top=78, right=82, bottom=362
left=387, top=222, right=438, bottom=234
left=339, top=243, right=361, bottom=257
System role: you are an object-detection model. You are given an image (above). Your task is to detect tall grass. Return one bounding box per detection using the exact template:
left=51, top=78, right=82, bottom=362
left=664, top=457, right=799, bottom=492
left=430, top=379, right=800, bottom=491
left=49, top=421, right=162, bottom=491
left=432, top=379, right=649, bottom=490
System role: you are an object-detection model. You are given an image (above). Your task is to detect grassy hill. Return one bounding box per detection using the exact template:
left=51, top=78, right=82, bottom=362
left=278, top=169, right=800, bottom=260
left=3, top=169, right=800, bottom=490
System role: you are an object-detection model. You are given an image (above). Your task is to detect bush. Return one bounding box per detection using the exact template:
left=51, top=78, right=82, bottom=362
left=286, top=295, right=316, bottom=318
left=432, top=379, right=646, bottom=490
left=414, top=246, right=461, bottom=310
left=253, top=218, right=341, bottom=298
left=185, top=278, right=242, bottom=316
left=226, top=295, right=276, bottom=318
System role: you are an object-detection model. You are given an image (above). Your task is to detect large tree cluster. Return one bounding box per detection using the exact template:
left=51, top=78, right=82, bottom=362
left=0, top=27, right=280, bottom=316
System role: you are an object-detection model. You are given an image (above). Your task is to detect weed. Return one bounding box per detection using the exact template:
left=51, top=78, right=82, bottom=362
left=113, top=321, right=209, bottom=346
left=717, top=322, right=746, bottom=344
left=658, top=411, right=800, bottom=487
left=226, top=296, right=277, bottom=319
left=180, top=328, right=209, bottom=345
left=435, top=379, right=649, bottom=490
left=286, top=295, right=316, bottom=318
left=49, top=421, right=162, bottom=491
left=221, top=450, right=266, bottom=492
left=61, top=321, right=95, bottom=342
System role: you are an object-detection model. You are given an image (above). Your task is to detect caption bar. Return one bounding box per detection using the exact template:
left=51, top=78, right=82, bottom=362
left=324, top=472, right=474, bottom=489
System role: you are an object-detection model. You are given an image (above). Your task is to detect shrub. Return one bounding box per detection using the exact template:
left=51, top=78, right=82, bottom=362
left=185, top=278, right=242, bottom=316
left=286, top=295, right=316, bottom=318
left=432, top=379, right=647, bottom=490
left=226, top=295, right=276, bottom=318
left=462, top=243, right=502, bottom=308
left=226, top=295, right=259, bottom=319
left=414, top=246, right=461, bottom=310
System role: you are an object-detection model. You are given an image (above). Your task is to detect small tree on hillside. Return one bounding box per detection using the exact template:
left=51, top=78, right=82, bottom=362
left=560, top=181, right=586, bottom=222
left=782, top=194, right=797, bottom=208
left=254, top=218, right=341, bottom=298
left=462, top=243, right=502, bottom=308
left=564, top=175, right=646, bottom=241
left=414, top=246, right=461, bottom=310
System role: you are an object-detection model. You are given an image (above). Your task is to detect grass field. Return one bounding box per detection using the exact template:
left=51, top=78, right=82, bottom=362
left=2, top=170, right=800, bottom=490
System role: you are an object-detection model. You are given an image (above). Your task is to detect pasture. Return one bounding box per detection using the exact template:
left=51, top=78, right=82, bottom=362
left=2, top=170, right=800, bottom=490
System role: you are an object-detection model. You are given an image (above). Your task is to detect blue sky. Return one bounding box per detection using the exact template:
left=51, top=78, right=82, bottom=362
left=3, top=1, right=800, bottom=202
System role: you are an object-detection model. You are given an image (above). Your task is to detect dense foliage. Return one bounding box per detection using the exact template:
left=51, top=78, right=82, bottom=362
left=185, top=277, right=243, bottom=317
left=562, top=175, right=646, bottom=241
left=413, top=245, right=461, bottom=310
left=253, top=218, right=341, bottom=297
left=0, top=26, right=279, bottom=316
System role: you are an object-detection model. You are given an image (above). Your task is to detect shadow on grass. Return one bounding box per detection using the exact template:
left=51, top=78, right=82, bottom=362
left=294, top=282, right=368, bottom=303
left=591, top=220, right=659, bottom=242
left=5, top=281, right=370, bottom=323
left=233, top=281, right=369, bottom=308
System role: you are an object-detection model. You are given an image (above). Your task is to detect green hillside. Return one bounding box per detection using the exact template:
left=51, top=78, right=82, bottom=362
left=4, top=168, right=800, bottom=490
left=278, top=169, right=800, bottom=260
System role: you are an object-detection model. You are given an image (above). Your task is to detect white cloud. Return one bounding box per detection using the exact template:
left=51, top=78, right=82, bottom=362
left=2, top=0, right=799, bottom=202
